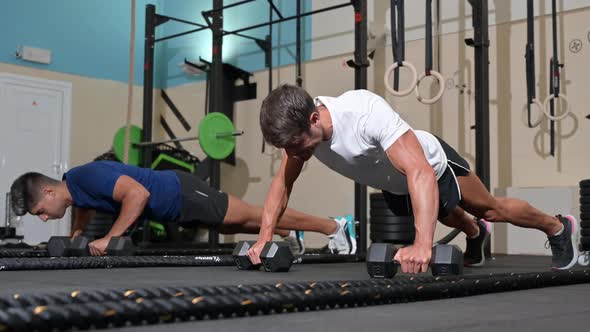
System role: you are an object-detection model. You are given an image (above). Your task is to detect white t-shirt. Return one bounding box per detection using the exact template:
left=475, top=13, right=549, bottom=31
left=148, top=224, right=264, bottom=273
left=313, top=90, right=448, bottom=195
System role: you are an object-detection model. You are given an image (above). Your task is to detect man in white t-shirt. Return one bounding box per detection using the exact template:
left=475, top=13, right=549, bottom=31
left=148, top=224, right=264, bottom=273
left=248, top=85, right=578, bottom=273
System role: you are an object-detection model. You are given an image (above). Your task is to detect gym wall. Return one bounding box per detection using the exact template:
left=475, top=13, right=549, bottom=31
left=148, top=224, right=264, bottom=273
left=1, top=2, right=589, bottom=250
left=161, top=4, right=590, bottom=249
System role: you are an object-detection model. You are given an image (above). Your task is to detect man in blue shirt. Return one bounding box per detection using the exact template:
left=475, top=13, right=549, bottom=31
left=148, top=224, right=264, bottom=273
left=10, top=161, right=355, bottom=256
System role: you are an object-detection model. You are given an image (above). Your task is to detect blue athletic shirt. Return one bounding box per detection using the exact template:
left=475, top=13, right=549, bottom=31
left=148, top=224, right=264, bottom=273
left=62, top=161, right=182, bottom=221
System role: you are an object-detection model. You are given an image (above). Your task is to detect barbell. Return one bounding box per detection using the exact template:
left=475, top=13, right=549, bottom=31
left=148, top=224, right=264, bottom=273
left=113, top=113, right=243, bottom=165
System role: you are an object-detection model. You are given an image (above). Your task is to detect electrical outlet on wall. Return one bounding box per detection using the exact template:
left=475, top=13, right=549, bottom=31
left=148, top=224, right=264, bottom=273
left=15, top=46, right=52, bottom=64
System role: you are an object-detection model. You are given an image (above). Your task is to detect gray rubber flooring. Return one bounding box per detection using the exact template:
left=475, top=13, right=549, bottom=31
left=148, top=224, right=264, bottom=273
left=1, top=255, right=588, bottom=331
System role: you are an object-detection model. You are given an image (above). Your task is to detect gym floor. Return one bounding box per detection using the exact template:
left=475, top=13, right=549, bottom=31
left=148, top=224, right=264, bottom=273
left=1, top=255, right=587, bottom=331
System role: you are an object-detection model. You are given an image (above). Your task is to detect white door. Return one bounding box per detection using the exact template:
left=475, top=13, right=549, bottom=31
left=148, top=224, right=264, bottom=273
left=0, top=73, right=71, bottom=244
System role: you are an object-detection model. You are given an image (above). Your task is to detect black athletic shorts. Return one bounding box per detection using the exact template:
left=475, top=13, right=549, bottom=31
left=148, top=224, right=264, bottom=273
left=173, top=170, right=228, bottom=226
left=382, top=136, right=471, bottom=220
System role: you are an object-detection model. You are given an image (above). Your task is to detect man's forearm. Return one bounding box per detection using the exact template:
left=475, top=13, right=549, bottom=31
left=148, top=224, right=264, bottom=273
left=106, top=194, right=149, bottom=238
left=408, top=169, right=438, bottom=247
left=258, top=178, right=290, bottom=242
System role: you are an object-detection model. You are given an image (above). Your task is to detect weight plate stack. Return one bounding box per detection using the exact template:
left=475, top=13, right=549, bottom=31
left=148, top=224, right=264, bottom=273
left=82, top=212, right=115, bottom=239
left=370, top=193, right=415, bottom=244
left=580, top=179, right=590, bottom=251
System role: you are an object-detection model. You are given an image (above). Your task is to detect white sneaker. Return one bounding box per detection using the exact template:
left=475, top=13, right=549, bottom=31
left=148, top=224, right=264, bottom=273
left=328, top=217, right=356, bottom=255
left=283, top=230, right=305, bottom=255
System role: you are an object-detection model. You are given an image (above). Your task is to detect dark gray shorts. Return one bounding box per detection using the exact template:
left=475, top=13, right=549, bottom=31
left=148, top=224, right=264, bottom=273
left=382, top=136, right=470, bottom=220
left=173, top=170, right=228, bottom=226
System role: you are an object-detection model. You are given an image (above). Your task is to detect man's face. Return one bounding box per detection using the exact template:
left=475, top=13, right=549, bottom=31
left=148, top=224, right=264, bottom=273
left=29, top=189, right=67, bottom=222
left=284, top=124, right=324, bottom=161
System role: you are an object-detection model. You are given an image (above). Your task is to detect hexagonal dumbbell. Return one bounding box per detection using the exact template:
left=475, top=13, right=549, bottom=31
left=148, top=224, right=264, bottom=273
left=260, top=241, right=294, bottom=272
left=233, top=241, right=261, bottom=270
left=367, top=243, right=463, bottom=278
left=430, top=244, right=464, bottom=276
left=366, top=242, right=398, bottom=278
left=47, top=236, right=72, bottom=257
left=233, top=241, right=294, bottom=272
left=106, top=236, right=136, bottom=256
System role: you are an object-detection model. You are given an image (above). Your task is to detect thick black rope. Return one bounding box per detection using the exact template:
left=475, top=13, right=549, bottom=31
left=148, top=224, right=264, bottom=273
left=0, top=271, right=579, bottom=310
left=0, top=255, right=235, bottom=271
left=0, top=253, right=362, bottom=271
left=0, top=270, right=588, bottom=331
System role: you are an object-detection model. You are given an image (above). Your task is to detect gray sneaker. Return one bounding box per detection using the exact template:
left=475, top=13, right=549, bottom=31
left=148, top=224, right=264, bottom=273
left=464, top=219, right=491, bottom=267
left=328, top=217, right=356, bottom=255
left=547, top=215, right=578, bottom=270
left=283, top=231, right=305, bottom=255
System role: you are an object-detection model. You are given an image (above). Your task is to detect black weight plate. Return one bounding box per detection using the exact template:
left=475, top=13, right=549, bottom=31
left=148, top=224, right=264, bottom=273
left=370, top=223, right=415, bottom=232
left=581, top=221, right=590, bottom=228
left=581, top=237, right=590, bottom=248
left=580, top=179, right=590, bottom=188
left=580, top=197, right=590, bottom=205
left=370, top=201, right=389, bottom=210
left=580, top=213, right=590, bottom=221
left=580, top=187, right=590, bottom=196
left=581, top=206, right=590, bottom=214
left=370, top=233, right=413, bottom=244
left=370, top=192, right=385, bottom=200
left=370, top=232, right=413, bottom=240
left=370, top=208, right=412, bottom=217
left=581, top=229, right=590, bottom=236
left=370, top=216, right=414, bottom=224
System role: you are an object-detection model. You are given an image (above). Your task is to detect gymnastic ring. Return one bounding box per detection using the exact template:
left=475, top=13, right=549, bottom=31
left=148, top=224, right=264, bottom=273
left=384, top=61, right=418, bottom=97
left=522, top=98, right=544, bottom=128
left=543, top=93, right=571, bottom=121
left=413, top=70, right=445, bottom=105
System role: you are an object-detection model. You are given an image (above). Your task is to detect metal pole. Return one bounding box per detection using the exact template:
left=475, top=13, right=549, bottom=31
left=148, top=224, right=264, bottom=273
left=133, top=131, right=244, bottom=147
left=142, top=4, right=156, bottom=168
left=208, top=0, right=224, bottom=250
left=471, top=0, right=490, bottom=190
left=468, top=0, right=491, bottom=257
left=352, top=0, right=368, bottom=257
left=550, top=0, right=559, bottom=157
left=296, top=0, right=302, bottom=87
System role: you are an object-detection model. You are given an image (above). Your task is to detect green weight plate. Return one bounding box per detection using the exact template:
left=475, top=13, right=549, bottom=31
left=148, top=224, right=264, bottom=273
left=199, top=113, right=236, bottom=160
left=113, top=125, right=143, bottom=166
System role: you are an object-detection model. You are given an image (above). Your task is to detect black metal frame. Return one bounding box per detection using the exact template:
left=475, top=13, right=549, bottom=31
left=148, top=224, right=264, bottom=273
left=142, top=0, right=490, bottom=256
left=466, top=0, right=490, bottom=190
left=142, top=1, right=368, bottom=252
left=352, top=0, right=369, bottom=257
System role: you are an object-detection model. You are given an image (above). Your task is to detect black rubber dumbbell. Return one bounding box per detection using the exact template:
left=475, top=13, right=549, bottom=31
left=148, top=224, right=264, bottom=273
left=106, top=236, right=136, bottom=256
left=367, top=243, right=463, bottom=278
left=260, top=241, right=294, bottom=272
left=233, top=241, right=294, bottom=272
left=47, top=236, right=72, bottom=257
left=47, top=236, right=91, bottom=257
left=233, top=241, right=261, bottom=270
left=366, top=242, right=398, bottom=278
left=69, top=236, right=91, bottom=257
left=431, top=243, right=464, bottom=276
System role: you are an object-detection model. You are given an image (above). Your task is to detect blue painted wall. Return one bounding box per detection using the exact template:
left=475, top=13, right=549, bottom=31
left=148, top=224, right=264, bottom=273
left=0, top=0, right=311, bottom=88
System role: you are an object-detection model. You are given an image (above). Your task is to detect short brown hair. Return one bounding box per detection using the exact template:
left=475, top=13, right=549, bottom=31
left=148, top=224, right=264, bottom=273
left=10, top=172, right=58, bottom=216
left=259, top=84, right=316, bottom=148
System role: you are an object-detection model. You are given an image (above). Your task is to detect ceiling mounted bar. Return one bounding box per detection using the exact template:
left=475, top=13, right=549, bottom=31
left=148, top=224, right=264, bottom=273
left=158, top=14, right=208, bottom=28
left=155, top=27, right=209, bottom=43
left=202, top=0, right=257, bottom=16
left=224, top=2, right=351, bottom=36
